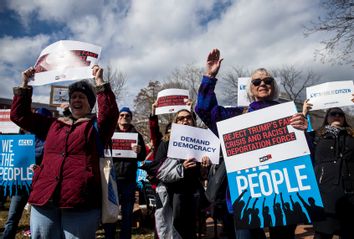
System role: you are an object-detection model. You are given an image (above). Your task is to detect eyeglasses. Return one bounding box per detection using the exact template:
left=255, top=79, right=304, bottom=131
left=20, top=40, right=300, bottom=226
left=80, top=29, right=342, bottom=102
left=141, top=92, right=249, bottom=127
left=329, top=111, right=344, bottom=117
left=251, top=77, right=274, bottom=86
left=176, top=115, right=193, bottom=122
left=119, top=113, right=131, bottom=118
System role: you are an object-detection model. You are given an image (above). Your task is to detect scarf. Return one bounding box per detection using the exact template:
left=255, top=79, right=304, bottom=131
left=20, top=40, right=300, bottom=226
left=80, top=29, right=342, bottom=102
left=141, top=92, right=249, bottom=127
left=248, top=100, right=279, bottom=112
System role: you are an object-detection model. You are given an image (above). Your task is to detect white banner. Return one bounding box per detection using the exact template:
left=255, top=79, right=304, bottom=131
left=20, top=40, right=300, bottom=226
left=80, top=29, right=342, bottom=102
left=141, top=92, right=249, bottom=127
left=155, top=89, right=190, bottom=115
left=0, top=110, right=20, bottom=134
left=32, top=40, right=101, bottom=86
left=217, top=102, right=310, bottom=172
left=167, top=124, right=220, bottom=164
left=106, top=132, right=138, bottom=158
left=306, top=81, right=354, bottom=110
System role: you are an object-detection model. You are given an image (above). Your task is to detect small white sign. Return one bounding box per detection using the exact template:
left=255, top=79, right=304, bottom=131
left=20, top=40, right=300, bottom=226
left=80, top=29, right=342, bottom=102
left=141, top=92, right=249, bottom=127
left=155, top=89, right=190, bottom=115
left=0, top=109, right=20, bottom=134
left=237, top=77, right=251, bottom=107
left=167, top=124, right=220, bottom=164
left=217, top=102, right=310, bottom=172
left=306, top=81, right=354, bottom=110
left=32, top=40, right=102, bottom=86
left=107, top=132, right=138, bottom=158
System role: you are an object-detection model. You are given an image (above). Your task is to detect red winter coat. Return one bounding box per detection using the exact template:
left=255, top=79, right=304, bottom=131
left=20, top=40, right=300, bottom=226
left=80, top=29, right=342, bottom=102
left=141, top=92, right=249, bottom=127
left=10, top=84, right=118, bottom=208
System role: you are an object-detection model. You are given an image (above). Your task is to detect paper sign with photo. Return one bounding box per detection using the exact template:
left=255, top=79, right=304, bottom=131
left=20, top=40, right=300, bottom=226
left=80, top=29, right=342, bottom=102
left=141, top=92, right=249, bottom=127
left=155, top=89, right=190, bottom=115
left=32, top=40, right=101, bottom=86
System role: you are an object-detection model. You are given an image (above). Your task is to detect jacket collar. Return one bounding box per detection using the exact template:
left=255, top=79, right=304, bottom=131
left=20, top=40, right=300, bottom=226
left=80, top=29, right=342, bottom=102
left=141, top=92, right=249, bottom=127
left=58, top=114, right=96, bottom=125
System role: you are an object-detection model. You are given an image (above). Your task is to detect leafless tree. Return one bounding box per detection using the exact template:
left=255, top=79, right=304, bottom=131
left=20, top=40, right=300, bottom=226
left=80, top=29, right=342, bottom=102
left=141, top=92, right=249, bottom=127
left=104, top=65, right=127, bottom=101
left=219, top=66, right=250, bottom=105
left=272, top=65, right=321, bottom=102
left=304, top=0, right=354, bottom=65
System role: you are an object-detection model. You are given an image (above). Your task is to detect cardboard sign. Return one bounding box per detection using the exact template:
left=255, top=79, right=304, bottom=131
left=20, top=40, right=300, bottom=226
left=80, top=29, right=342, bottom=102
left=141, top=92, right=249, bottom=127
left=0, top=110, right=20, bottom=134
left=32, top=40, right=101, bottom=86
left=217, top=102, right=310, bottom=172
left=0, top=134, right=35, bottom=195
left=306, top=81, right=354, bottom=110
left=167, top=124, right=220, bottom=164
left=155, top=89, right=190, bottom=115
left=106, top=132, right=138, bottom=158
left=49, top=85, right=69, bottom=106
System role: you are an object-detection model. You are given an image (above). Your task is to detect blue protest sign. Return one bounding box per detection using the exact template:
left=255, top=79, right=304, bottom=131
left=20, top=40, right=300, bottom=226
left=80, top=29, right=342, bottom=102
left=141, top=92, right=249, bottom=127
left=0, top=134, right=35, bottom=195
left=227, top=155, right=324, bottom=228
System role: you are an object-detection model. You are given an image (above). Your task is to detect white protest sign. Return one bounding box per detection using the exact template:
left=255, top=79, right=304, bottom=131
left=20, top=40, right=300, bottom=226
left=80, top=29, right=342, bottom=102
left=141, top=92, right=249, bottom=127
left=306, top=81, right=354, bottom=110
left=237, top=77, right=251, bottom=106
left=167, top=123, right=220, bottom=164
left=0, top=110, right=20, bottom=134
left=107, top=132, right=138, bottom=158
left=217, top=101, right=310, bottom=172
left=32, top=40, right=101, bottom=86
left=155, top=89, right=190, bottom=115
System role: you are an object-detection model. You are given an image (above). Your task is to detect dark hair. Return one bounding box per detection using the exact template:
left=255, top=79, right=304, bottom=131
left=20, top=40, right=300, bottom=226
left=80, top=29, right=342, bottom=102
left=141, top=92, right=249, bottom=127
left=68, top=80, right=96, bottom=110
left=321, top=107, right=350, bottom=128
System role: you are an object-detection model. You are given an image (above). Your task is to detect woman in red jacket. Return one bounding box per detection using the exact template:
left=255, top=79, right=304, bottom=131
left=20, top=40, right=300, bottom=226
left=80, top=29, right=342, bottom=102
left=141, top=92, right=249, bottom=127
left=10, top=65, right=118, bottom=239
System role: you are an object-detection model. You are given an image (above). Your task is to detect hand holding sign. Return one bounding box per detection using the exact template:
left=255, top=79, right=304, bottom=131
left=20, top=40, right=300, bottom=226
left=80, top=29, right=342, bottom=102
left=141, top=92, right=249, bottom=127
left=21, top=67, right=35, bottom=87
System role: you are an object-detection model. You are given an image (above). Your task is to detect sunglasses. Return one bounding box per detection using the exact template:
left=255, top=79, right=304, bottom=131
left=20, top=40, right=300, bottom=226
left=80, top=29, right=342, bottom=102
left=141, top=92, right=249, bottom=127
left=176, top=115, right=193, bottom=122
left=251, top=77, right=274, bottom=86
left=119, top=113, right=131, bottom=118
left=329, top=111, right=344, bottom=117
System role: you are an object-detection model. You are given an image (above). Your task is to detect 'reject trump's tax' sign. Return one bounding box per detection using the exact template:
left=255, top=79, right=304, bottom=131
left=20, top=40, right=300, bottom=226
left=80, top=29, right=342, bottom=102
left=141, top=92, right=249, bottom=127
left=217, top=102, right=323, bottom=229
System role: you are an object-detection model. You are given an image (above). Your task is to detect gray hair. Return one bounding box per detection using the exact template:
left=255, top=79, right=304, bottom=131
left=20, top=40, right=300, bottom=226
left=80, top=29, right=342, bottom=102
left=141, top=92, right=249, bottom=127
left=246, top=68, right=279, bottom=102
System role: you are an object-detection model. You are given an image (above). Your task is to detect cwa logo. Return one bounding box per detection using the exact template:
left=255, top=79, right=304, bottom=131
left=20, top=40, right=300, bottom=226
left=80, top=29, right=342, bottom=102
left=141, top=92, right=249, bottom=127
left=18, top=139, right=34, bottom=146
left=259, top=154, right=272, bottom=163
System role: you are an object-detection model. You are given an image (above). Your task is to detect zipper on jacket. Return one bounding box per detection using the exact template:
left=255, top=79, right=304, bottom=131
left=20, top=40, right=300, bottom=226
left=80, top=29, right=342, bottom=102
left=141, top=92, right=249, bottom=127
left=319, top=166, right=324, bottom=184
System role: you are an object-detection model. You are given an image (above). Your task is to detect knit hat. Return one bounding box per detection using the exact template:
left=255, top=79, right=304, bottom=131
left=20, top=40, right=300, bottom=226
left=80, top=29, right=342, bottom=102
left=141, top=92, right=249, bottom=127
left=68, top=80, right=96, bottom=110
left=120, top=107, right=133, bottom=118
left=35, top=107, right=52, bottom=117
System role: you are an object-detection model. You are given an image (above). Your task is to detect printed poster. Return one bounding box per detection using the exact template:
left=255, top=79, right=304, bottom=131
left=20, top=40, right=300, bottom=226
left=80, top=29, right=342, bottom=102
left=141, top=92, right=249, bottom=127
left=0, top=109, right=20, bottom=134
left=237, top=77, right=251, bottom=107
left=0, top=134, right=35, bottom=196
left=217, top=102, right=323, bottom=228
left=306, top=81, right=354, bottom=110
left=32, top=40, right=101, bottom=86
left=107, top=132, right=138, bottom=158
left=167, top=124, right=220, bottom=164
left=155, top=89, right=190, bottom=115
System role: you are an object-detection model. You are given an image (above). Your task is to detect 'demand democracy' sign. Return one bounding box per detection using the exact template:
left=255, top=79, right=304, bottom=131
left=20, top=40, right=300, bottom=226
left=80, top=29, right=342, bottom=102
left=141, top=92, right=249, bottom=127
left=306, top=81, right=354, bottom=110
left=167, top=124, right=220, bottom=164
left=217, top=102, right=323, bottom=229
left=32, top=40, right=101, bottom=86
left=0, top=134, right=35, bottom=195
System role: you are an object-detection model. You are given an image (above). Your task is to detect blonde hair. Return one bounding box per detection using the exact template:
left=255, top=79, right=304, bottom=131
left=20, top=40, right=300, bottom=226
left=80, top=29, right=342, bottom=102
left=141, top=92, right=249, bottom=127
left=246, top=68, right=279, bottom=102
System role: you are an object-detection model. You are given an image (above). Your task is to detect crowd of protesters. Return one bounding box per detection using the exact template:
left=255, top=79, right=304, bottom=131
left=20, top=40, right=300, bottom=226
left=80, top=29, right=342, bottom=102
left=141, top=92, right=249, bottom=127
left=0, top=48, right=353, bottom=239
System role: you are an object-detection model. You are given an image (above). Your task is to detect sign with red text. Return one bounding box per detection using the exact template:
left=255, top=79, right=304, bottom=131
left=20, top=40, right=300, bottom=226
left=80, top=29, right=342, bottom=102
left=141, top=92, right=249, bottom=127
left=106, top=132, right=138, bottom=158
left=306, top=81, right=354, bottom=110
left=32, top=40, right=101, bottom=86
left=155, top=89, right=190, bottom=115
left=0, top=110, right=20, bottom=134
left=217, top=102, right=310, bottom=172
left=167, top=124, right=220, bottom=164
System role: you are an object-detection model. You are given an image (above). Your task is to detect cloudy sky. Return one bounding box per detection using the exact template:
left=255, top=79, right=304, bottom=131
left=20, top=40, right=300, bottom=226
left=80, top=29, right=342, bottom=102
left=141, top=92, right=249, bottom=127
left=0, top=0, right=353, bottom=107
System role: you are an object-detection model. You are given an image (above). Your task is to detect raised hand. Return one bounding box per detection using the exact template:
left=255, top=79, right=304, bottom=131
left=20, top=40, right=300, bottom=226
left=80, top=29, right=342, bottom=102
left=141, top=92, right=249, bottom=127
left=205, top=49, right=223, bottom=78
left=21, top=67, right=35, bottom=87
left=92, top=65, right=104, bottom=85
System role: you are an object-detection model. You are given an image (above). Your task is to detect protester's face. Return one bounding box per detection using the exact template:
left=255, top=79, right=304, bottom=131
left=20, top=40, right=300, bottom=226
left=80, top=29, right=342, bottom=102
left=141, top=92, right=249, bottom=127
left=327, top=109, right=345, bottom=127
left=176, top=111, right=193, bottom=126
left=118, top=112, right=132, bottom=127
left=70, top=92, right=90, bottom=119
left=250, top=71, right=274, bottom=101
